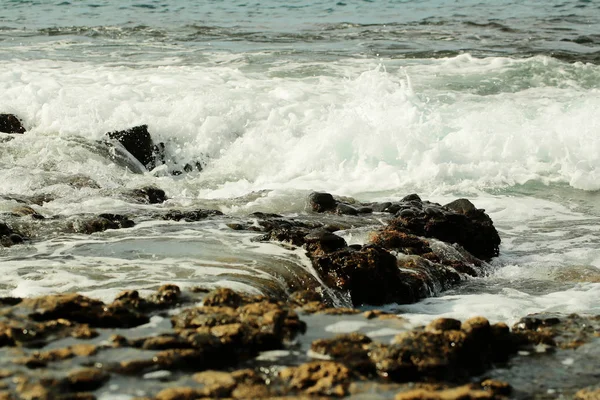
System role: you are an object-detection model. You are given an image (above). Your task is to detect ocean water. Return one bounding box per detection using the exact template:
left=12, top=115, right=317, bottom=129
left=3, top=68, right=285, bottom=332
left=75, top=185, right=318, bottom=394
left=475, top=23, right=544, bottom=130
left=1, top=0, right=600, bottom=328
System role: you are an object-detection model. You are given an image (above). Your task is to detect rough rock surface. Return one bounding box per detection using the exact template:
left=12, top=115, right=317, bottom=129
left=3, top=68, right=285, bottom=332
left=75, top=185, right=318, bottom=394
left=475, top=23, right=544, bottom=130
left=0, top=114, right=26, bottom=134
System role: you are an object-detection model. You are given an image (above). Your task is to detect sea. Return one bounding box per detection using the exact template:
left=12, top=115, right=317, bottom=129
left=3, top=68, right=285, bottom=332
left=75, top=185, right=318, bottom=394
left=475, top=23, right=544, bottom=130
left=1, top=0, right=600, bottom=331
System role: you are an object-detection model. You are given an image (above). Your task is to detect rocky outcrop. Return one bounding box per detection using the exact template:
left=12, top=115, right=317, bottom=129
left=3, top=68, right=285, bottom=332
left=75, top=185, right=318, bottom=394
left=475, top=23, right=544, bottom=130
left=0, top=113, right=26, bottom=134
left=245, top=192, right=499, bottom=306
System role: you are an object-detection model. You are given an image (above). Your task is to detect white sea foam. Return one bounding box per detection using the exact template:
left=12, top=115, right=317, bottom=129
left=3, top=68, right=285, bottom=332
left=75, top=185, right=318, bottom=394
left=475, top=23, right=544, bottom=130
left=1, top=56, right=599, bottom=213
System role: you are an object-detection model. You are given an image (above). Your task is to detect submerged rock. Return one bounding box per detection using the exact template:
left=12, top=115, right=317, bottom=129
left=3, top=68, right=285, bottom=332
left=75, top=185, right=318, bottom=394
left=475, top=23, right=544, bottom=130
left=0, top=113, right=26, bottom=134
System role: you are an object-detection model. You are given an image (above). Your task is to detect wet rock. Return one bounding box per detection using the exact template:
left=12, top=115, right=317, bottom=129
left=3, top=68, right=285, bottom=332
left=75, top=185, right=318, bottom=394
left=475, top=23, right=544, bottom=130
left=309, top=244, right=427, bottom=306
left=308, top=192, right=337, bottom=213
left=106, top=125, right=164, bottom=171
left=311, top=333, right=374, bottom=375
left=71, top=214, right=135, bottom=234
left=22, top=293, right=149, bottom=328
left=512, top=313, right=600, bottom=349
left=280, top=361, right=352, bottom=397
left=386, top=199, right=500, bottom=260
left=0, top=222, right=26, bottom=247
left=131, top=186, right=168, bottom=204
left=0, top=114, right=26, bottom=134
left=162, top=209, right=224, bottom=222
left=10, top=206, right=44, bottom=220
left=304, top=228, right=347, bottom=252
left=336, top=203, right=358, bottom=216
left=370, top=230, right=433, bottom=256
left=113, top=285, right=184, bottom=313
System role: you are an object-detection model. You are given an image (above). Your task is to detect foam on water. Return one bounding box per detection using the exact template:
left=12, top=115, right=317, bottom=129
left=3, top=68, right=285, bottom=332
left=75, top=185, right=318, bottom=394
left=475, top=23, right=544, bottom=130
left=1, top=55, right=600, bottom=211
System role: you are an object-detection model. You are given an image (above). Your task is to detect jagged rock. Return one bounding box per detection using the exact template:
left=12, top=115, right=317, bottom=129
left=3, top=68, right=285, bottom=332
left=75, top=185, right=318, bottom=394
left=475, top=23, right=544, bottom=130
left=388, top=199, right=500, bottom=260
left=0, top=114, right=26, bottom=134
left=309, top=244, right=428, bottom=306
left=106, top=125, right=163, bottom=171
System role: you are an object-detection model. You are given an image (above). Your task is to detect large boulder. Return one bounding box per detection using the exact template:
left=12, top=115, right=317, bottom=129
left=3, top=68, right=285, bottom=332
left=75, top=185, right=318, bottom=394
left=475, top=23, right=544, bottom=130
left=0, top=113, right=26, bottom=134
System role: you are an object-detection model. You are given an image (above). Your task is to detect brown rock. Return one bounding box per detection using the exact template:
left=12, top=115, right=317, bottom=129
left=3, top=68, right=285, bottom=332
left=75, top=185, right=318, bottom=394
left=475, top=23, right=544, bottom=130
left=395, top=384, right=497, bottom=400
left=193, top=370, right=236, bottom=397
left=155, top=387, right=204, bottom=400
left=65, top=368, right=110, bottom=392
left=280, top=361, right=352, bottom=397
left=575, top=388, right=600, bottom=400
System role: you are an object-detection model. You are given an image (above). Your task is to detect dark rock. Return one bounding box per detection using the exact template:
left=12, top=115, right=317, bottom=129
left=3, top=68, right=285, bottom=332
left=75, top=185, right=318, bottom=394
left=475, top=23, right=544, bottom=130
left=162, top=209, right=223, bottom=222
left=308, top=192, right=337, bottom=213
left=389, top=200, right=501, bottom=260
left=71, top=214, right=134, bottom=234
left=304, top=228, right=347, bottom=252
left=0, top=114, right=26, bottom=134
left=0, top=222, right=26, bottom=247
left=106, top=125, right=162, bottom=170
left=309, top=244, right=426, bottom=306
left=402, top=194, right=422, bottom=203
left=131, top=186, right=167, bottom=204
left=336, top=203, right=359, bottom=216
left=371, top=202, right=393, bottom=213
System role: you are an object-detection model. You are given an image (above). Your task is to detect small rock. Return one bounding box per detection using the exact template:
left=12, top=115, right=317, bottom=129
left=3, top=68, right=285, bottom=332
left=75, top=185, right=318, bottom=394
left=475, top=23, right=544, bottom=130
left=280, top=361, right=352, bottom=397
left=0, top=114, right=26, bottom=134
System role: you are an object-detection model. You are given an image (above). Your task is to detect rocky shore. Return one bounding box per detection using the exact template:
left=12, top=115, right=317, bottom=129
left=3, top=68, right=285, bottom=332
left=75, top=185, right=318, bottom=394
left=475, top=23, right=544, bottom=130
left=0, top=285, right=598, bottom=399
left=2, top=113, right=599, bottom=398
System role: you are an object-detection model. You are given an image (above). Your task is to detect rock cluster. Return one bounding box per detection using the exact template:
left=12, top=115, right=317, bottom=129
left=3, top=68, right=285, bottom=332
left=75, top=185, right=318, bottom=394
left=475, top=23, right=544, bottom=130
left=0, top=286, right=598, bottom=399
left=241, top=192, right=500, bottom=306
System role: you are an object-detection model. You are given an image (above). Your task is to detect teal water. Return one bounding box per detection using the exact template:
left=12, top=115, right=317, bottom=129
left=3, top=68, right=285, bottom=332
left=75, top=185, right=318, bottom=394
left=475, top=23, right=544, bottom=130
left=1, top=0, right=599, bottom=64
